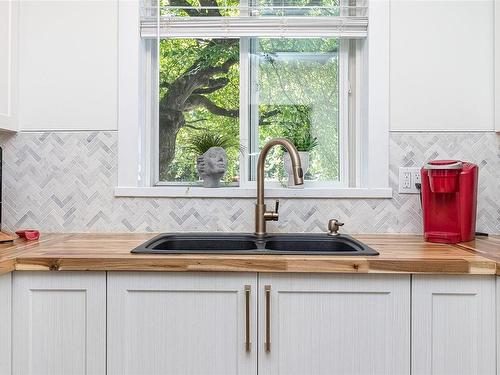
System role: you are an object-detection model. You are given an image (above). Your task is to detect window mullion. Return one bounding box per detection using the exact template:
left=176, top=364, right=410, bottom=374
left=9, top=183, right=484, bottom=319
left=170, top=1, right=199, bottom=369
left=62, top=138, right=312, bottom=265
left=338, top=38, right=350, bottom=187
left=239, top=37, right=251, bottom=188
left=347, top=39, right=357, bottom=187
left=239, top=0, right=254, bottom=188
left=142, top=39, right=158, bottom=187
left=248, top=38, right=260, bottom=183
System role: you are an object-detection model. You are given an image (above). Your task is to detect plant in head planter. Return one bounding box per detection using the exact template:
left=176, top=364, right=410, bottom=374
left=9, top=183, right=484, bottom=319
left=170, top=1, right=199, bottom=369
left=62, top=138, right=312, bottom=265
left=283, top=124, right=319, bottom=188
left=187, top=131, right=236, bottom=188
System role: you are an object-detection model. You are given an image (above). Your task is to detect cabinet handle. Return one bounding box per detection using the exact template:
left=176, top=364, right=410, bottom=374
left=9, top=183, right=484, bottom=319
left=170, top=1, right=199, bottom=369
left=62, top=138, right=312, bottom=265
left=265, top=285, right=271, bottom=352
left=245, top=285, right=251, bottom=352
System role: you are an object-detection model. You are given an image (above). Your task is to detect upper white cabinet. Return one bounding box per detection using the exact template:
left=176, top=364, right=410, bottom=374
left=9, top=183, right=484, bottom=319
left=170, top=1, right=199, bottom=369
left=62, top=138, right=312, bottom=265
left=390, top=0, right=494, bottom=131
left=258, top=274, right=410, bottom=375
left=0, top=0, right=18, bottom=131
left=17, top=0, right=118, bottom=131
left=107, top=272, right=258, bottom=375
left=12, top=272, right=106, bottom=375
left=0, top=273, right=12, bottom=375
left=412, top=275, right=496, bottom=375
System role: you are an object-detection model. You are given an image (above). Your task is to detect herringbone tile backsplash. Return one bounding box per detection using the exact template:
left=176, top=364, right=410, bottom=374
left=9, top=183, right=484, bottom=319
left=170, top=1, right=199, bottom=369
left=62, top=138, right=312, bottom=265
left=0, top=131, right=498, bottom=234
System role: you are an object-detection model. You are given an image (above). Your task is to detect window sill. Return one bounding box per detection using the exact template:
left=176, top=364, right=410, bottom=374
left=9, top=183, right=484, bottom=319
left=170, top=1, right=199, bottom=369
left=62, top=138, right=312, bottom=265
left=114, top=186, right=393, bottom=199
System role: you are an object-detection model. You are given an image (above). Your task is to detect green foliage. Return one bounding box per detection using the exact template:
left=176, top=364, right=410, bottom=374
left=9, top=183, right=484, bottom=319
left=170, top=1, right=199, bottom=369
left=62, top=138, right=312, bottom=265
left=185, top=131, right=238, bottom=156
left=259, top=105, right=318, bottom=151
left=159, top=38, right=240, bottom=183
left=255, top=38, right=340, bottom=181
left=285, top=125, right=319, bottom=152
left=159, top=35, right=340, bottom=184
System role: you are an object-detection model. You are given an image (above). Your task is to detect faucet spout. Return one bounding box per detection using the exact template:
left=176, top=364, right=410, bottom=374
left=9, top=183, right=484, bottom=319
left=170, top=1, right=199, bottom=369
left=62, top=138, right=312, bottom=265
left=255, top=138, right=303, bottom=237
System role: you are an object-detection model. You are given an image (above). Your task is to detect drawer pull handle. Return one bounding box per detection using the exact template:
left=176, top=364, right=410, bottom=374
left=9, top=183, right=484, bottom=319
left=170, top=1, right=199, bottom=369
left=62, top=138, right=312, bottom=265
left=245, top=285, right=251, bottom=352
left=265, top=285, right=271, bottom=352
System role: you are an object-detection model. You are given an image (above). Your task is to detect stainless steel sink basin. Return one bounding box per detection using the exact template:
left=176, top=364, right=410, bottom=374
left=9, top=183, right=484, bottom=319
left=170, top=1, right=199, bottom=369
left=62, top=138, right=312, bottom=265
left=131, top=233, right=378, bottom=256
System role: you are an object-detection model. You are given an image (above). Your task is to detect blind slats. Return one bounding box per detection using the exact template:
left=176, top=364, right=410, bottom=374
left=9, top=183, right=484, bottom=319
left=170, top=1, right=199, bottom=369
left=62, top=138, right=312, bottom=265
left=140, top=15, right=368, bottom=38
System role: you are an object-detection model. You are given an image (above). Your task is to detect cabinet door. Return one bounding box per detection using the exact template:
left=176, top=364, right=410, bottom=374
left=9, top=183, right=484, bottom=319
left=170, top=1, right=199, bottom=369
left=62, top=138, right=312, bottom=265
left=0, top=0, right=18, bottom=131
left=12, top=272, right=106, bottom=375
left=0, top=273, right=11, bottom=375
left=497, top=277, right=500, bottom=375
left=258, top=274, right=410, bottom=375
left=412, top=275, right=495, bottom=375
left=107, top=272, right=257, bottom=375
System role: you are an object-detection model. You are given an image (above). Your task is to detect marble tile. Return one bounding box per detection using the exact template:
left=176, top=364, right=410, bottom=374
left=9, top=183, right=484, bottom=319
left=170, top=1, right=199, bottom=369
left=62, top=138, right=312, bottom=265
left=1, top=131, right=498, bottom=234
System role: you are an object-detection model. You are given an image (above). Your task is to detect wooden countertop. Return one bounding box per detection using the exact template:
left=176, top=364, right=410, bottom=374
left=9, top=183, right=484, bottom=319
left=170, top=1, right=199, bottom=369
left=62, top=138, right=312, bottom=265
left=0, top=233, right=499, bottom=275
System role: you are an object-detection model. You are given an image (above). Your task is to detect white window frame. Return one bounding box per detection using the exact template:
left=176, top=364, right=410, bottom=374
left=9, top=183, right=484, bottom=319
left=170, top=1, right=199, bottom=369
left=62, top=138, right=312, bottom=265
left=236, top=38, right=350, bottom=190
left=115, top=0, right=391, bottom=198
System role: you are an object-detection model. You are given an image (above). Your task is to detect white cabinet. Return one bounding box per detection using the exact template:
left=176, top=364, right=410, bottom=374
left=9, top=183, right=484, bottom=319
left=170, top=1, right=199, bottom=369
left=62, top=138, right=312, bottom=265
left=12, top=272, right=106, bottom=375
left=412, top=275, right=496, bottom=375
left=0, top=0, right=18, bottom=131
left=107, top=272, right=257, bottom=375
left=258, top=274, right=410, bottom=375
left=0, top=273, right=11, bottom=375
left=497, top=277, right=500, bottom=375
left=5, top=271, right=499, bottom=375
left=17, top=0, right=117, bottom=131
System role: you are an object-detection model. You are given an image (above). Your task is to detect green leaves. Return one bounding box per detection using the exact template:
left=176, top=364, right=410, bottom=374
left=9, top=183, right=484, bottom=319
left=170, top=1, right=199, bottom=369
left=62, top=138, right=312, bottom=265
left=286, top=129, right=319, bottom=152
left=185, top=131, right=239, bottom=156
left=282, top=117, right=319, bottom=152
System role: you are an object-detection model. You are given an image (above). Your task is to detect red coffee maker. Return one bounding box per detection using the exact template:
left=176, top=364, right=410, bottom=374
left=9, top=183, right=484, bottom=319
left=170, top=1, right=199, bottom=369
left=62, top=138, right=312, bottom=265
left=420, top=160, right=478, bottom=243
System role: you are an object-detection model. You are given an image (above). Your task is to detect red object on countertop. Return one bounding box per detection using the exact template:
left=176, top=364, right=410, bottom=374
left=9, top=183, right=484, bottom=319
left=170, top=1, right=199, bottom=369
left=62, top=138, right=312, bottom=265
left=15, top=230, right=40, bottom=241
left=421, top=160, right=478, bottom=244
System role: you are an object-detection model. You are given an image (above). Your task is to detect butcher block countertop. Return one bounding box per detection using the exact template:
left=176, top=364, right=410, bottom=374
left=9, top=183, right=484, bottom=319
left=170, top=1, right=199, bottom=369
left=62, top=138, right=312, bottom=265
left=0, top=233, right=499, bottom=275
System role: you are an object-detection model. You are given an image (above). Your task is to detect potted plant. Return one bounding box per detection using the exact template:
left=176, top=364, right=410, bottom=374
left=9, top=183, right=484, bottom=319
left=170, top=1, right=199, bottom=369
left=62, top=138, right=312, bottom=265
left=282, top=124, right=318, bottom=188
left=187, top=131, right=237, bottom=188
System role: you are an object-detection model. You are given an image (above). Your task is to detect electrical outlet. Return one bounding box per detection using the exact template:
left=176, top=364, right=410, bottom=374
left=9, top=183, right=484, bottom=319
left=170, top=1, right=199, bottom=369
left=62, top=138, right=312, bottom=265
left=399, top=167, right=421, bottom=194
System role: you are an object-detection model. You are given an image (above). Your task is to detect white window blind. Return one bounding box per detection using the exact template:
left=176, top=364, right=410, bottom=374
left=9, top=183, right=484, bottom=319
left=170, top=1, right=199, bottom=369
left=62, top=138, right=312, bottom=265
left=140, top=2, right=368, bottom=39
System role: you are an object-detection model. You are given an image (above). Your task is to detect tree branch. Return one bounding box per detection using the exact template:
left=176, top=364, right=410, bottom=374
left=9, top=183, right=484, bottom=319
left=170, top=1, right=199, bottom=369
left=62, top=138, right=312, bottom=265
left=204, top=57, right=238, bottom=76
left=261, top=109, right=280, bottom=119
left=184, top=124, right=203, bottom=130
left=186, top=94, right=239, bottom=117
left=186, top=118, right=209, bottom=124
left=160, top=56, right=238, bottom=113
left=169, top=0, right=201, bottom=17
left=193, top=78, right=229, bottom=94
left=199, top=0, right=221, bottom=16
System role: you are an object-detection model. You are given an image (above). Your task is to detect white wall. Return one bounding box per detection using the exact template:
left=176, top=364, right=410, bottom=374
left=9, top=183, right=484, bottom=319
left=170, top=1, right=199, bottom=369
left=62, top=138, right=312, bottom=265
left=11, top=0, right=496, bottom=132
left=390, top=0, right=495, bottom=132
left=18, top=0, right=118, bottom=131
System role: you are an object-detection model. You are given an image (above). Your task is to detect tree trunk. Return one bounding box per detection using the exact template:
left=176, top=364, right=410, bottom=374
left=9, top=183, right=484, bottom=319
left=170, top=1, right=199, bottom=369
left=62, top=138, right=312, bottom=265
left=159, top=110, right=185, bottom=180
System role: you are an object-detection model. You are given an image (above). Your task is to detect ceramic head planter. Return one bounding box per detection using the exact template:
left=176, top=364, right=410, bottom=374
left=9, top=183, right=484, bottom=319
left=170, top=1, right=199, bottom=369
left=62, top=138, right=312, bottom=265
left=196, top=147, right=228, bottom=188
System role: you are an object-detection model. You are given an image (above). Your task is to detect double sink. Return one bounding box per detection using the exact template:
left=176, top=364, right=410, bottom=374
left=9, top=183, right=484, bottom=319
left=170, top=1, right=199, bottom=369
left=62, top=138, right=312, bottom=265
left=132, top=139, right=379, bottom=256
left=132, top=232, right=379, bottom=256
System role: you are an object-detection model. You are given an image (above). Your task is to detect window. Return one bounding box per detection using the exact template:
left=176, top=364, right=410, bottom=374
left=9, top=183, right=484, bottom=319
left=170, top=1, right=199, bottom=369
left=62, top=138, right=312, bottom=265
left=115, top=0, right=391, bottom=198
left=248, top=37, right=344, bottom=185
left=154, top=36, right=345, bottom=187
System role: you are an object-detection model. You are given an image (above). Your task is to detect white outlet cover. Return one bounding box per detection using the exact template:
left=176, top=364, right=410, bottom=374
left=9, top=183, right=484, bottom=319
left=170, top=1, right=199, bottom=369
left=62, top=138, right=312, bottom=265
left=398, top=167, right=421, bottom=194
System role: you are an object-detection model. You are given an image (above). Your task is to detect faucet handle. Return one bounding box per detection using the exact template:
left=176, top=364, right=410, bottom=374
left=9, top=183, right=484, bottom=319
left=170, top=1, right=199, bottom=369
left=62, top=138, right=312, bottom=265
left=328, top=219, right=344, bottom=236
left=264, top=200, right=280, bottom=222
